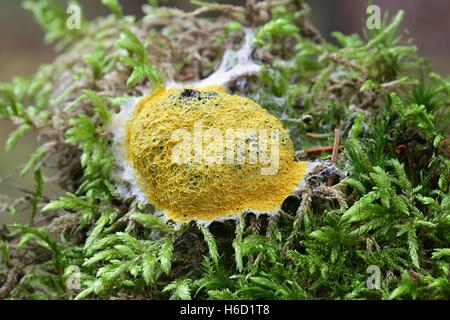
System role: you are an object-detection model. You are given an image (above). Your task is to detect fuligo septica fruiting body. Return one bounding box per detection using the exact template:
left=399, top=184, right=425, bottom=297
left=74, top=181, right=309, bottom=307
left=118, top=86, right=309, bottom=223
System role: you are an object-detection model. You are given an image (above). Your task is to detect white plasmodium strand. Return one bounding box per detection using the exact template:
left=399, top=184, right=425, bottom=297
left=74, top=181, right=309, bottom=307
left=166, top=28, right=261, bottom=89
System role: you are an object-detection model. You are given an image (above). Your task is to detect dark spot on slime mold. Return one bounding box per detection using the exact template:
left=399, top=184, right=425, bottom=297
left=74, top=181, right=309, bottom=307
left=180, top=89, right=199, bottom=98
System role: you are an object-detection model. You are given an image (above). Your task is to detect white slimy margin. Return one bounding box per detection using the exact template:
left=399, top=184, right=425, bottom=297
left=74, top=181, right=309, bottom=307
left=110, top=97, right=150, bottom=205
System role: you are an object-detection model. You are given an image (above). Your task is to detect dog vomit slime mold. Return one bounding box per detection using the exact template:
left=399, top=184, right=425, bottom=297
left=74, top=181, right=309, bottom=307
left=112, top=30, right=309, bottom=223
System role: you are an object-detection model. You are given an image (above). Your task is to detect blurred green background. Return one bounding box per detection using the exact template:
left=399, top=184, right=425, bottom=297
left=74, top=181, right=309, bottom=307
left=1, top=0, right=449, bottom=225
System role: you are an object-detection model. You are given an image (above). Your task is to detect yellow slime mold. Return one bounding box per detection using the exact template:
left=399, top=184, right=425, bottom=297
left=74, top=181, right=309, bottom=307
left=124, top=86, right=308, bottom=223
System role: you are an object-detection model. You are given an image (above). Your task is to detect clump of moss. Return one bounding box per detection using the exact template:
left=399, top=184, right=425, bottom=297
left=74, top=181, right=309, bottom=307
left=0, top=0, right=449, bottom=300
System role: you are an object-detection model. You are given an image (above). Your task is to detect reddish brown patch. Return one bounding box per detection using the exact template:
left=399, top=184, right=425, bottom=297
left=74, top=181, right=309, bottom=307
left=396, top=144, right=407, bottom=155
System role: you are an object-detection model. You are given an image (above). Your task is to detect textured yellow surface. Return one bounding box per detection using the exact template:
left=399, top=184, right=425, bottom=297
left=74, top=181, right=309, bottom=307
left=125, top=86, right=308, bottom=223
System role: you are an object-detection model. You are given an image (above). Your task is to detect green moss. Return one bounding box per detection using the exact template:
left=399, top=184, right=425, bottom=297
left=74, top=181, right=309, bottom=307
left=0, top=0, right=449, bottom=300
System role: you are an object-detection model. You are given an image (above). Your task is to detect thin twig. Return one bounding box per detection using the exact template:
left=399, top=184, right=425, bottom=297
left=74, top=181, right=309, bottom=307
left=175, top=4, right=246, bottom=18
left=305, top=146, right=334, bottom=154
left=327, top=128, right=341, bottom=186
left=306, top=132, right=334, bottom=139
